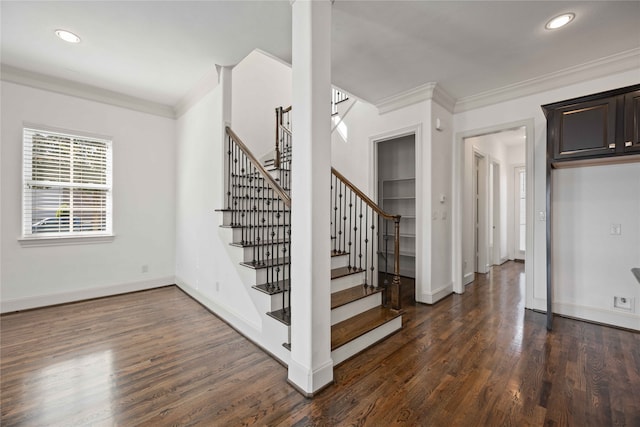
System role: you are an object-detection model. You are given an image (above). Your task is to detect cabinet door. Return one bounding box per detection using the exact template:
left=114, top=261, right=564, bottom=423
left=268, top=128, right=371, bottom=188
left=624, top=90, right=640, bottom=153
left=553, top=97, right=617, bottom=160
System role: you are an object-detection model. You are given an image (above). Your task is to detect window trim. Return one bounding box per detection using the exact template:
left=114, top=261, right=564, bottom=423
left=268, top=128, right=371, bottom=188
left=21, top=123, right=114, bottom=242
left=19, top=234, right=116, bottom=247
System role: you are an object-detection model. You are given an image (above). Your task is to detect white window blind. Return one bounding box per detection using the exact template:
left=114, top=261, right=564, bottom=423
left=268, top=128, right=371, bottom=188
left=23, top=127, right=112, bottom=238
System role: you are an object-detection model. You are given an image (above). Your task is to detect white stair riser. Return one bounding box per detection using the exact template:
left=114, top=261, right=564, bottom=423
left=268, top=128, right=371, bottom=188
left=331, top=272, right=367, bottom=293
left=331, top=316, right=402, bottom=366
left=331, top=292, right=382, bottom=325
left=240, top=245, right=289, bottom=263
left=331, top=253, right=350, bottom=269
left=253, top=268, right=290, bottom=286
left=251, top=287, right=287, bottom=314
left=228, top=226, right=289, bottom=242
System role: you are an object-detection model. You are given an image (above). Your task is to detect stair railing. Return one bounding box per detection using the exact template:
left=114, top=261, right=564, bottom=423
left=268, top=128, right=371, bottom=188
left=226, top=126, right=292, bottom=321
left=274, top=106, right=292, bottom=191
left=331, top=88, right=349, bottom=116
left=331, top=168, right=402, bottom=310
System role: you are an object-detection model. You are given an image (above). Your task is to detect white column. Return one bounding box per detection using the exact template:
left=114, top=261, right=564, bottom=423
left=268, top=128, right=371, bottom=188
left=287, top=0, right=333, bottom=395
left=218, top=65, right=232, bottom=208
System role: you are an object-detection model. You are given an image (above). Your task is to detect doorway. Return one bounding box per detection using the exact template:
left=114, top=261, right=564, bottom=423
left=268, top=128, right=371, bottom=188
left=376, top=135, right=416, bottom=280
left=460, top=125, right=527, bottom=286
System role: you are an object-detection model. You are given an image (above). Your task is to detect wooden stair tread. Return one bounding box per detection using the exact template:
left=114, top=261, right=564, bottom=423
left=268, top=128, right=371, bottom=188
left=252, top=280, right=289, bottom=295
left=220, top=224, right=289, bottom=229
left=331, top=306, right=401, bottom=350
left=240, top=257, right=289, bottom=269
left=331, top=250, right=349, bottom=258
left=331, top=266, right=365, bottom=280
left=331, top=285, right=382, bottom=309
left=216, top=208, right=290, bottom=213
left=230, top=238, right=288, bottom=248
left=267, top=308, right=290, bottom=326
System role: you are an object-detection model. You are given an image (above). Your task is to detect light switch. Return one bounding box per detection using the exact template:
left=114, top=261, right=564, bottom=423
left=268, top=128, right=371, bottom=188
left=539, top=211, right=546, bottom=221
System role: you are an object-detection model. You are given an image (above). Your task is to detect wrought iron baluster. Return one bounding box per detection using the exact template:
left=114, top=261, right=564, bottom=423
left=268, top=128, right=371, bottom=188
left=231, top=141, right=237, bottom=227
left=333, top=177, right=338, bottom=253
left=358, top=199, right=363, bottom=271
left=268, top=189, right=274, bottom=290
left=259, top=183, right=264, bottom=267
left=227, top=134, right=232, bottom=211
left=348, top=189, right=353, bottom=270
left=342, top=182, right=347, bottom=257
left=371, top=214, right=376, bottom=288
left=364, top=206, right=369, bottom=286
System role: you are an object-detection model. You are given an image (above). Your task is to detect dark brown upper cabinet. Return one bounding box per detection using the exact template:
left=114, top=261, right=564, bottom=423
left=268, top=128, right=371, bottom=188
left=624, top=89, right=640, bottom=154
left=543, top=84, right=640, bottom=166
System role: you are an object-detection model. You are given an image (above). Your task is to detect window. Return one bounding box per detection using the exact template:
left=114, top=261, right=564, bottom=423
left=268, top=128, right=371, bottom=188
left=22, top=127, right=112, bottom=239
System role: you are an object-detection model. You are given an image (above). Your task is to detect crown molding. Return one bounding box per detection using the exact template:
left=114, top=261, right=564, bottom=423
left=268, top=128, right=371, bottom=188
left=454, top=48, right=640, bottom=113
left=431, top=83, right=456, bottom=113
left=1, top=64, right=176, bottom=118
left=375, top=82, right=455, bottom=114
left=174, top=65, right=221, bottom=118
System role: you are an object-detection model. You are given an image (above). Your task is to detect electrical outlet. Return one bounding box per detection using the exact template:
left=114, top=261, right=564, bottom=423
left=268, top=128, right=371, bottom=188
left=609, top=224, right=622, bottom=236
left=613, top=296, right=633, bottom=311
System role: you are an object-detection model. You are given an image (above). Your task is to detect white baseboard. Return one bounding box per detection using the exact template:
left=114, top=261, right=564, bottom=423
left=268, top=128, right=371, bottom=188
left=0, top=276, right=174, bottom=313
left=287, top=358, right=334, bottom=396
left=463, top=272, right=475, bottom=286
left=554, top=301, right=640, bottom=331
left=419, top=282, right=453, bottom=304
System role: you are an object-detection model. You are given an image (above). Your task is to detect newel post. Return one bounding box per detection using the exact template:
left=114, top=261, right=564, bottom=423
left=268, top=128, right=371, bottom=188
left=391, top=216, right=402, bottom=310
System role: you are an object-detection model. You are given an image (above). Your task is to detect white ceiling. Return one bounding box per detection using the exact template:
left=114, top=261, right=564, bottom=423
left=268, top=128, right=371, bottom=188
left=1, top=1, right=639, bottom=112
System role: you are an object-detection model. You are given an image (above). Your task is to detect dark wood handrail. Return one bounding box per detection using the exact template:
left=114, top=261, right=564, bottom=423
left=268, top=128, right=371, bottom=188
left=331, top=167, right=400, bottom=222
left=279, top=125, right=292, bottom=136
left=226, top=126, right=291, bottom=207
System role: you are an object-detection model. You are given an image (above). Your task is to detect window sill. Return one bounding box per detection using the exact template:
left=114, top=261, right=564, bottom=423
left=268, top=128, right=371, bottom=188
left=18, top=234, right=115, bottom=247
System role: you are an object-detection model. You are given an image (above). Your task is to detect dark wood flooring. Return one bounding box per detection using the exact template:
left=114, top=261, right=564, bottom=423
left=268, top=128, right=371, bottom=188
left=2, top=262, right=639, bottom=426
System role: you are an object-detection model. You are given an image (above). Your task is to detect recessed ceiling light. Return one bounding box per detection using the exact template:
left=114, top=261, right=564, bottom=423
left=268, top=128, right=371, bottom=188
left=545, top=13, right=575, bottom=30
left=55, top=29, right=81, bottom=44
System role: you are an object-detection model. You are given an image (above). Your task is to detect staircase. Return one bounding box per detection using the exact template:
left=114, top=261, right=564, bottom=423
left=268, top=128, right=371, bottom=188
left=217, top=90, right=403, bottom=367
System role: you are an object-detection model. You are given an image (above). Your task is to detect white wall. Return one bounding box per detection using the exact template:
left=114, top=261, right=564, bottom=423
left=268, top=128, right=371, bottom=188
left=175, top=82, right=260, bottom=326
left=454, top=69, right=640, bottom=329
left=553, top=163, right=640, bottom=330
left=174, top=74, right=291, bottom=364
left=0, top=81, right=176, bottom=311
left=430, top=101, right=454, bottom=299
left=231, top=49, right=292, bottom=158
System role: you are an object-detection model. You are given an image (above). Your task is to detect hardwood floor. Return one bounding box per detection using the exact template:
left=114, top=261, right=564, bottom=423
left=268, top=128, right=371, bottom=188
left=2, top=262, right=639, bottom=426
